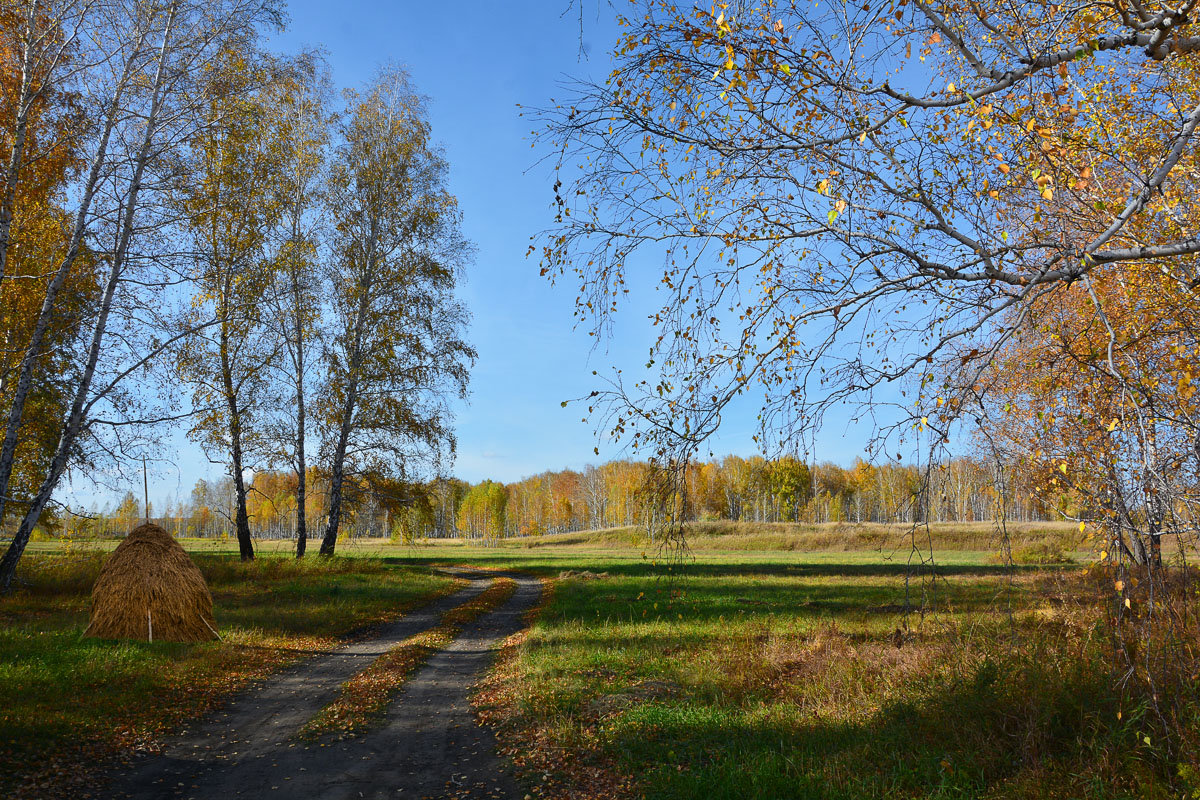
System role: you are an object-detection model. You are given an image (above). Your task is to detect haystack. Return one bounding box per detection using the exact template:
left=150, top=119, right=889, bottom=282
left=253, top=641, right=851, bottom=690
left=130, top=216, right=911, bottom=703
left=83, top=523, right=218, bottom=642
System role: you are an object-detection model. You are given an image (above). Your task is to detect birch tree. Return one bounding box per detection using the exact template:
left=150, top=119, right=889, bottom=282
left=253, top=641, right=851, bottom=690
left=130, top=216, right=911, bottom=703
left=0, top=0, right=282, bottom=589
left=318, top=66, right=474, bottom=556
left=263, top=51, right=331, bottom=558
left=175, top=47, right=285, bottom=561
left=0, top=0, right=99, bottom=519
left=537, top=0, right=1200, bottom=462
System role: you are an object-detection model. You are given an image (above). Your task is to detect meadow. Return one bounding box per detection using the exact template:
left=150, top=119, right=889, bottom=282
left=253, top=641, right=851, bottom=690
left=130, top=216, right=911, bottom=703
left=0, top=523, right=1178, bottom=799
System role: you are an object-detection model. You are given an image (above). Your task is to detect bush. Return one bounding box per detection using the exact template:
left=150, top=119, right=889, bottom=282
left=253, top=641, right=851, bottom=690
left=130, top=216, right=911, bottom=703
left=1009, top=541, right=1076, bottom=565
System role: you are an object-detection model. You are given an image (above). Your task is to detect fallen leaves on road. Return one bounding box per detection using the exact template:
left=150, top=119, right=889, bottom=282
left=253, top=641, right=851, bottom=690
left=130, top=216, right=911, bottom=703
left=301, top=578, right=519, bottom=739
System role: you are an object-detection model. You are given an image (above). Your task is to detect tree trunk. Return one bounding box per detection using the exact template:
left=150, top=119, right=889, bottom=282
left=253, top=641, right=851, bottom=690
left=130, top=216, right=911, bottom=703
left=295, top=421, right=307, bottom=557
left=0, top=205, right=131, bottom=589
left=320, top=242, right=373, bottom=556
left=319, top=378, right=357, bottom=556
left=223, top=360, right=254, bottom=560
left=293, top=277, right=307, bottom=558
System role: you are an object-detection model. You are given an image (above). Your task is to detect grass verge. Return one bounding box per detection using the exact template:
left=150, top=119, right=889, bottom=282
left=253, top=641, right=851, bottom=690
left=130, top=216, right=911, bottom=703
left=475, top=576, right=644, bottom=800
left=300, top=577, right=519, bottom=739
left=0, top=552, right=459, bottom=799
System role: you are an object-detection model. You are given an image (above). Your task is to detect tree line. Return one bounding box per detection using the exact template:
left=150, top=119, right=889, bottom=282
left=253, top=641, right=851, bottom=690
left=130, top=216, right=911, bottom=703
left=0, top=0, right=472, bottom=587
left=61, top=454, right=1061, bottom=544
left=439, top=455, right=1059, bottom=542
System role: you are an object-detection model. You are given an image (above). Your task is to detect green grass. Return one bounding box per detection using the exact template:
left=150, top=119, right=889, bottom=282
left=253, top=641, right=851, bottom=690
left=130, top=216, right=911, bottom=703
left=0, top=551, right=458, bottom=796
left=459, top=549, right=1174, bottom=800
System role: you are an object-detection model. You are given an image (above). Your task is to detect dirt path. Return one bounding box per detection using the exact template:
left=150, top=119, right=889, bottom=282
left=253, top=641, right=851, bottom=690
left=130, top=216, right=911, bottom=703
left=98, top=569, right=542, bottom=800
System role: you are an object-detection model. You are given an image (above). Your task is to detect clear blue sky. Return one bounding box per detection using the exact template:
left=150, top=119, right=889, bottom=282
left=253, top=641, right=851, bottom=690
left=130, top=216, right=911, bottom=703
left=264, top=1, right=640, bottom=484
left=68, top=1, right=890, bottom=510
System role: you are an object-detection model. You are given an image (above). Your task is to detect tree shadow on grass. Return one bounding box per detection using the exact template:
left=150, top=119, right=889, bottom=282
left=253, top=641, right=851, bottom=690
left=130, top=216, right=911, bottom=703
left=599, top=654, right=1131, bottom=800
left=537, top=574, right=1049, bottom=625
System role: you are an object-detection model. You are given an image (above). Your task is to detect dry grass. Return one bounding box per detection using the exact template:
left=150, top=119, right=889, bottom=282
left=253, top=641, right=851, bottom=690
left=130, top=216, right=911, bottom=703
left=518, top=520, right=1082, bottom=554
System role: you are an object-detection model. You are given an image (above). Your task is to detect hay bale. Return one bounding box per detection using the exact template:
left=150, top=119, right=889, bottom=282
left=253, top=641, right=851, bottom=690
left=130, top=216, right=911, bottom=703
left=84, top=523, right=218, bottom=642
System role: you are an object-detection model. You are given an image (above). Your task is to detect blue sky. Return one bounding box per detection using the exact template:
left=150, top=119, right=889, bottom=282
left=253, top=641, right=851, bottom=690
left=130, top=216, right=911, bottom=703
left=68, top=1, right=891, bottom=509
left=264, top=1, right=893, bottom=480
left=264, top=1, right=636, bottom=483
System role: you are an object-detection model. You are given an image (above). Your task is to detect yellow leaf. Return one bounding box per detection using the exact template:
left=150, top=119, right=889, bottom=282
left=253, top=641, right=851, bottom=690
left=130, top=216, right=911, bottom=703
left=1078, top=521, right=1085, bottom=534
left=1059, top=463, right=1068, bottom=474
left=1115, top=580, right=1124, bottom=592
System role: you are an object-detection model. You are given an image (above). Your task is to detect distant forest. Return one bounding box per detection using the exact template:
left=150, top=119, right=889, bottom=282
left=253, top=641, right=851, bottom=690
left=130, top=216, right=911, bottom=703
left=60, top=455, right=1061, bottom=542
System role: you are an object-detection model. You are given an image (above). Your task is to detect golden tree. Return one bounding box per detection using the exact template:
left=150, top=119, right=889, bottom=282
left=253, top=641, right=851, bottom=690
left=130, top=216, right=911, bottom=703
left=0, top=2, right=94, bottom=521
left=317, top=67, right=475, bottom=555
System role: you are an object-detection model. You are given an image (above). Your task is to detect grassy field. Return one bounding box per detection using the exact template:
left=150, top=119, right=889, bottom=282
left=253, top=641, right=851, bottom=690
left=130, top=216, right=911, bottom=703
left=506, top=519, right=1083, bottom=558
left=474, top=557, right=1154, bottom=800
left=1, top=528, right=1183, bottom=799
left=338, top=531, right=1172, bottom=800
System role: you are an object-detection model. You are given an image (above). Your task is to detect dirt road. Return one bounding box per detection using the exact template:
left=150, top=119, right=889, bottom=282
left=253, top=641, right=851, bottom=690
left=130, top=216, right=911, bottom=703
left=98, top=569, right=541, bottom=800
